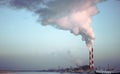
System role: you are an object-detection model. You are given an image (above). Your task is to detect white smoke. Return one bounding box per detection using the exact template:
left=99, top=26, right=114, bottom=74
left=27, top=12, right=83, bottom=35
left=0, top=0, right=105, bottom=47
left=45, top=6, right=98, bottom=47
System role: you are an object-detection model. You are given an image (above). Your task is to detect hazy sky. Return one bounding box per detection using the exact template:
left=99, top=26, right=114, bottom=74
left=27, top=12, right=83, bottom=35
left=0, top=0, right=120, bottom=70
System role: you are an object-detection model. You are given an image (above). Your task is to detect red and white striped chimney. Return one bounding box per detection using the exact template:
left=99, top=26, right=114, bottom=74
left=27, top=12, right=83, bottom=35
left=89, top=47, right=94, bottom=71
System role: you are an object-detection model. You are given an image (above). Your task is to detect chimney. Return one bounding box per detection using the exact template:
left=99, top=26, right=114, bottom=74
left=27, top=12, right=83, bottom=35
left=89, top=47, right=94, bottom=71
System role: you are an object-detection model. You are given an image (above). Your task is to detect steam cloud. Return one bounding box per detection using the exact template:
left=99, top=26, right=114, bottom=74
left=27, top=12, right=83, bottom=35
left=0, top=0, right=105, bottom=48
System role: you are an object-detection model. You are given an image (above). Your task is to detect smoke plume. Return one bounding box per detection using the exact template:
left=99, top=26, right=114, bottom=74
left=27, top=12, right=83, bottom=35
left=0, top=0, right=104, bottom=48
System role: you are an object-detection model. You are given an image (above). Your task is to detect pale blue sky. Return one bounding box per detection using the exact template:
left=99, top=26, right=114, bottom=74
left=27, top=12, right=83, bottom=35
left=0, top=0, right=120, bottom=70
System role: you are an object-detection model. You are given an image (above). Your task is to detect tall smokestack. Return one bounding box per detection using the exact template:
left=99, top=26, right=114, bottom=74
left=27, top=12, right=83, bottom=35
left=89, top=47, right=94, bottom=71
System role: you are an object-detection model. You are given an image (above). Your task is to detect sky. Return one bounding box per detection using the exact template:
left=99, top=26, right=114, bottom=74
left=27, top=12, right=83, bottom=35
left=0, top=0, right=120, bottom=70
